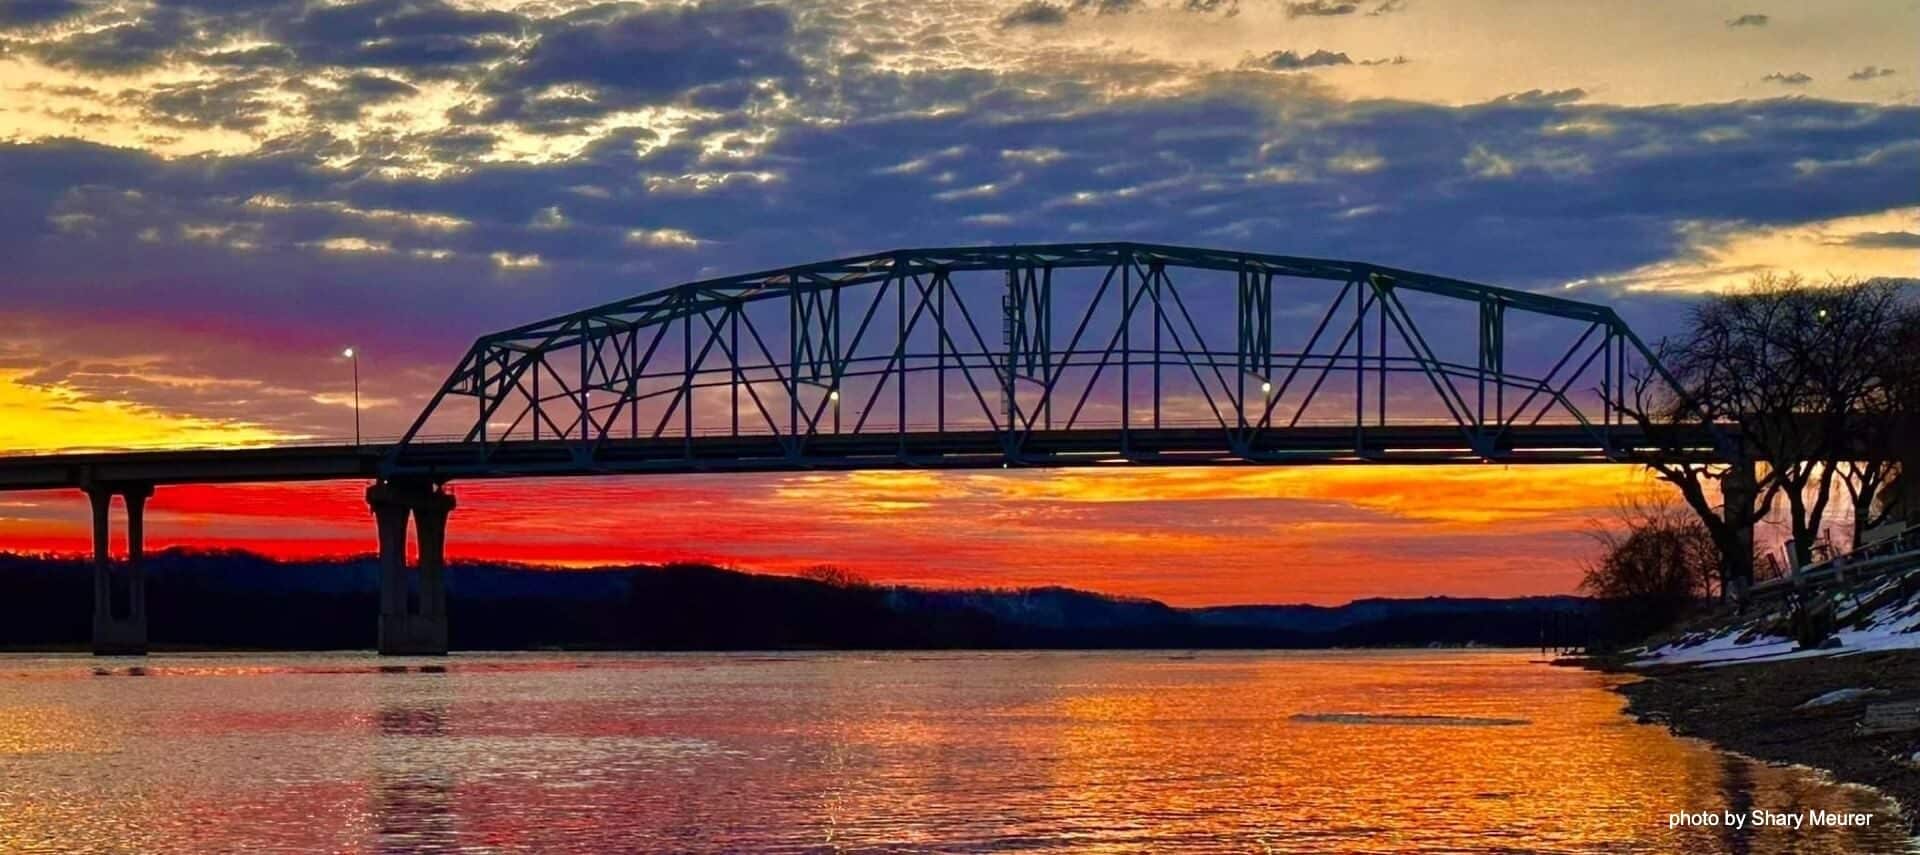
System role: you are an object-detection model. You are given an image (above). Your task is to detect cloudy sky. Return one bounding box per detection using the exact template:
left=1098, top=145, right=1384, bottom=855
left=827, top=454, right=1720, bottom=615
left=0, top=0, right=1914, bottom=603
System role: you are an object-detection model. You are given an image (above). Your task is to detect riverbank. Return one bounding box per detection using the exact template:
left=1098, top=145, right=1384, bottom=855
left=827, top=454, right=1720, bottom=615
left=1596, top=649, right=1920, bottom=835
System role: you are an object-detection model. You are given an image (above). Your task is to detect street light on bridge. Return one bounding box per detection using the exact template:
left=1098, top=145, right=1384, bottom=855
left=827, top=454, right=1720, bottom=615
left=342, top=347, right=361, bottom=446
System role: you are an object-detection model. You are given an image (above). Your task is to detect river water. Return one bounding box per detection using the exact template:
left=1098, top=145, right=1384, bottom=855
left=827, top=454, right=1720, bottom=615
left=0, top=650, right=1909, bottom=853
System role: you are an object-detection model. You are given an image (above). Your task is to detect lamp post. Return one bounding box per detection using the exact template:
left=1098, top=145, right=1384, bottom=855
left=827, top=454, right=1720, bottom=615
left=343, top=347, right=361, bottom=446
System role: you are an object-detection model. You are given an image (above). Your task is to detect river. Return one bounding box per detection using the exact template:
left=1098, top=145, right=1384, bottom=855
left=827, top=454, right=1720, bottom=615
left=0, top=650, right=1908, bottom=852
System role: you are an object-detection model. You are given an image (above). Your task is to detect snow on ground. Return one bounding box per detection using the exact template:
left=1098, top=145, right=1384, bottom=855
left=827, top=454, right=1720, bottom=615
left=1631, top=564, right=1920, bottom=668
left=1796, top=687, right=1888, bottom=709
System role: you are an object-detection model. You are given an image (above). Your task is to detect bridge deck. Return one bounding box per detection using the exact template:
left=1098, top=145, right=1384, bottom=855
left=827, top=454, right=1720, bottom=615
left=0, top=424, right=1718, bottom=491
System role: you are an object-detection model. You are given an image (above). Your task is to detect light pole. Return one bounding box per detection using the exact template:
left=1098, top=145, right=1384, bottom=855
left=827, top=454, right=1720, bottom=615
left=343, top=347, right=360, bottom=445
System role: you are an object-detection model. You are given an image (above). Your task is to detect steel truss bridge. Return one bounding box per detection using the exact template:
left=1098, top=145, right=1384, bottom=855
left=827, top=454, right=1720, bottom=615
left=0, top=241, right=1741, bottom=655
left=384, top=242, right=1717, bottom=477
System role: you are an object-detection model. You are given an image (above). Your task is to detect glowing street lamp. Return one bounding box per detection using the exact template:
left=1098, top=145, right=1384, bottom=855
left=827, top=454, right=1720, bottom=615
left=342, top=347, right=361, bottom=446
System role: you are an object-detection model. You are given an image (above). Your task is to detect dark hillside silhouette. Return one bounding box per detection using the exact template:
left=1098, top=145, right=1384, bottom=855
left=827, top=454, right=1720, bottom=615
left=0, top=548, right=1602, bottom=650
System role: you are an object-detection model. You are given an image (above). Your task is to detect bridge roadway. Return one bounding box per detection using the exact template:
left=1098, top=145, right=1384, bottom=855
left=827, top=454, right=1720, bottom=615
left=0, top=424, right=1722, bottom=492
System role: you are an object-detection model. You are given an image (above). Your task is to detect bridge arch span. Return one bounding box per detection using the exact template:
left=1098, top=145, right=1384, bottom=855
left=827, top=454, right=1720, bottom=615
left=388, top=242, right=1707, bottom=478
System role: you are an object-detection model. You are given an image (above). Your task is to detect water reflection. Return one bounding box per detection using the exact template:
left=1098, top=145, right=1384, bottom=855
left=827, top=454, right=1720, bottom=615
left=1721, top=753, right=1757, bottom=855
left=374, top=674, right=455, bottom=853
left=0, top=651, right=1907, bottom=853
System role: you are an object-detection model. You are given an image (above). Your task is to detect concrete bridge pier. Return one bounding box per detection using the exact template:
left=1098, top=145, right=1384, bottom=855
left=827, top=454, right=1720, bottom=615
left=87, top=482, right=153, bottom=656
left=368, top=480, right=455, bottom=656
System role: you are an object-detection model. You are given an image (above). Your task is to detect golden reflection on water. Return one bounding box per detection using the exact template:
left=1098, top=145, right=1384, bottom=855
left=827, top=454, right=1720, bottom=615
left=0, top=651, right=1907, bottom=853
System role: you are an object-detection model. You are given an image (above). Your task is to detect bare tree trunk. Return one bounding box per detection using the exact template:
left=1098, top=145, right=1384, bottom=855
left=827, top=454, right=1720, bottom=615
left=1719, top=460, right=1757, bottom=598
left=1843, top=460, right=1885, bottom=547
left=1652, top=460, right=1755, bottom=598
left=1786, top=484, right=1813, bottom=568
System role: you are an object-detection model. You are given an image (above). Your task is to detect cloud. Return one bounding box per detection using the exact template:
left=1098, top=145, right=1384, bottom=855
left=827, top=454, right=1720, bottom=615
left=4, top=91, right=1913, bottom=363
left=626, top=227, right=704, bottom=249
left=130, top=76, right=278, bottom=131
left=1833, top=230, right=1920, bottom=249
left=1762, top=71, right=1812, bottom=85
left=7, top=89, right=1917, bottom=292
left=1561, top=207, right=1920, bottom=294
left=1286, top=0, right=1359, bottom=16
left=0, top=0, right=89, bottom=28
left=1480, top=88, right=1588, bottom=109
left=30, top=10, right=199, bottom=70
left=999, top=1, right=1069, bottom=27
left=1056, top=0, right=1223, bottom=13
left=1243, top=49, right=1353, bottom=70
left=200, top=44, right=300, bottom=68
left=1848, top=66, right=1896, bottom=81
left=0, top=0, right=1914, bottom=441
left=299, top=73, right=420, bottom=122
left=1367, top=0, right=1408, bottom=14
left=1726, top=13, right=1769, bottom=28
left=269, top=0, right=523, bottom=72
left=1071, top=0, right=1139, bottom=13
left=480, top=1, right=798, bottom=120
left=22, top=0, right=523, bottom=75
left=0, top=365, right=286, bottom=451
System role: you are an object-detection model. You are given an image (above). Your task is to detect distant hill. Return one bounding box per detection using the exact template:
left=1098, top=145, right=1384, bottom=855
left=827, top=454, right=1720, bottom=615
left=0, top=548, right=1602, bottom=651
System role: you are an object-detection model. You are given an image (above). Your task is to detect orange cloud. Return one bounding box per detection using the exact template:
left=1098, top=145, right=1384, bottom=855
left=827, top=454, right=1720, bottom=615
left=0, top=370, right=287, bottom=452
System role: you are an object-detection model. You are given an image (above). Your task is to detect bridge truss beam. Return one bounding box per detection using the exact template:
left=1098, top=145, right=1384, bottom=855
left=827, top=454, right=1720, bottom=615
left=388, top=242, right=1707, bottom=478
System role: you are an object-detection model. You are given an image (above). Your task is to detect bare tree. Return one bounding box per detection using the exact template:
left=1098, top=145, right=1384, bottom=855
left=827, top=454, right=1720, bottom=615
left=1840, top=460, right=1894, bottom=545
left=1621, top=333, right=1758, bottom=599
left=1620, top=274, right=1915, bottom=591
left=1839, top=294, right=1919, bottom=544
left=799, top=564, right=873, bottom=589
left=1581, top=494, right=1721, bottom=629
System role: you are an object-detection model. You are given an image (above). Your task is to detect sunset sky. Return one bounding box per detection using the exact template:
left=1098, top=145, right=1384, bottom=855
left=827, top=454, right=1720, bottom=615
left=0, top=0, right=1915, bottom=604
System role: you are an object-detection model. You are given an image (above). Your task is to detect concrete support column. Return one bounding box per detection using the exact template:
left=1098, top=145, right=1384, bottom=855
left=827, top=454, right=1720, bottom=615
left=369, top=480, right=455, bottom=656
left=413, top=496, right=452, bottom=623
left=373, top=498, right=410, bottom=621
left=124, top=485, right=150, bottom=632
left=89, top=488, right=112, bottom=627
left=88, top=483, right=152, bottom=656
left=1721, top=459, right=1758, bottom=600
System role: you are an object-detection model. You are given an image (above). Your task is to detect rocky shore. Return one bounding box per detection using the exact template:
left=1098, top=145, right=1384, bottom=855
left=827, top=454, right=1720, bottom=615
left=1599, top=649, right=1920, bottom=835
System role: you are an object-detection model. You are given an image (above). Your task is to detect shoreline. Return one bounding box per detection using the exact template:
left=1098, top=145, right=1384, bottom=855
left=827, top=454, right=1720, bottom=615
left=1583, top=649, right=1920, bottom=835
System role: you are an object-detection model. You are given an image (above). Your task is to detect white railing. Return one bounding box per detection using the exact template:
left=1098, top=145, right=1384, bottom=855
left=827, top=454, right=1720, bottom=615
left=1751, top=522, right=1920, bottom=596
